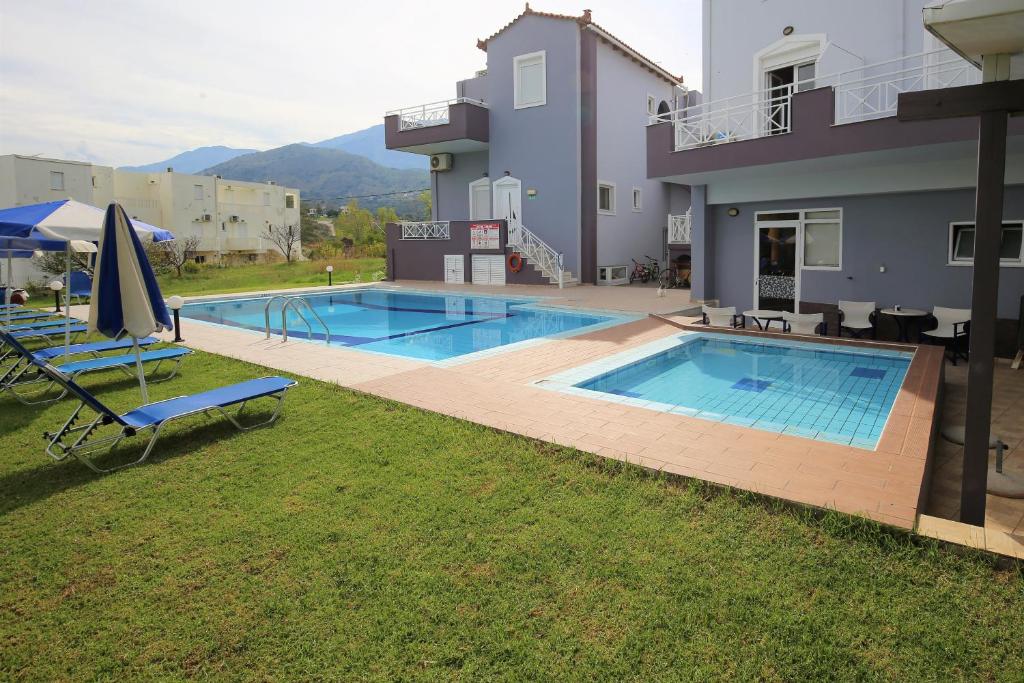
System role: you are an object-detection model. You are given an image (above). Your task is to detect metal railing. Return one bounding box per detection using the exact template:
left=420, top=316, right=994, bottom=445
left=655, top=49, right=980, bottom=151
left=507, top=217, right=565, bottom=289
left=400, top=221, right=450, bottom=240
left=263, top=295, right=330, bottom=343
left=668, top=210, right=692, bottom=244
left=385, top=97, right=488, bottom=131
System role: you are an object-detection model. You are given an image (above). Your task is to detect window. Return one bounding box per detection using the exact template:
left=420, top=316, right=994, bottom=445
left=631, top=187, right=642, bottom=212
left=285, top=193, right=295, bottom=209
left=194, top=255, right=206, bottom=264
left=514, top=51, right=546, bottom=109
left=755, top=207, right=842, bottom=270
left=949, top=221, right=1024, bottom=266
left=193, top=184, right=204, bottom=200
left=597, top=181, right=616, bottom=215
left=647, top=94, right=656, bottom=116
left=263, top=192, right=271, bottom=206
left=49, top=171, right=64, bottom=191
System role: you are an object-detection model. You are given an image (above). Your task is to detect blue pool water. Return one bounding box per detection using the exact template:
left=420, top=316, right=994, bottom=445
left=575, top=336, right=912, bottom=449
left=181, top=288, right=619, bottom=361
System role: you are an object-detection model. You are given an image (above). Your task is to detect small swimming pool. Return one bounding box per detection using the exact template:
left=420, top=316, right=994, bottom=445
left=544, top=333, right=912, bottom=449
left=180, top=287, right=624, bottom=362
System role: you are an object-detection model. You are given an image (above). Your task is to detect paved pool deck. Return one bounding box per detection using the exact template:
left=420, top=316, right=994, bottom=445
left=67, top=281, right=1022, bottom=558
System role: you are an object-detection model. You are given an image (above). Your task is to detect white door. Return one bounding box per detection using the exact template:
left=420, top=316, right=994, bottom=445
left=492, top=177, right=522, bottom=223
left=444, top=255, right=464, bottom=284
left=472, top=255, right=506, bottom=286
left=469, top=178, right=491, bottom=220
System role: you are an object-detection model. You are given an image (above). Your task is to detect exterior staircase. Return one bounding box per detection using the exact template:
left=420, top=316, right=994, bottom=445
left=506, top=217, right=576, bottom=287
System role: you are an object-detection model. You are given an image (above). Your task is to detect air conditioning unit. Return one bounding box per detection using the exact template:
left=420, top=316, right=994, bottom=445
left=430, top=153, right=453, bottom=172
left=229, top=215, right=240, bottom=222
left=202, top=213, right=212, bottom=222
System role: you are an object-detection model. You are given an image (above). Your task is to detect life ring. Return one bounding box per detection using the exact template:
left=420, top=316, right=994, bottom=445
left=507, top=252, right=523, bottom=273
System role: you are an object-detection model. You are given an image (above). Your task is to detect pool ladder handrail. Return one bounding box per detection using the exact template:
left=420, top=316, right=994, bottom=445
left=263, top=295, right=330, bottom=344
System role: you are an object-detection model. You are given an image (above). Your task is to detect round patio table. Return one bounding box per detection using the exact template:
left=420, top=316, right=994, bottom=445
left=743, top=309, right=785, bottom=331
left=879, top=307, right=928, bottom=342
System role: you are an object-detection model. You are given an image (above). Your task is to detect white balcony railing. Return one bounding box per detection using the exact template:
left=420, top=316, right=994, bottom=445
left=400, top=221, right=450, bottom=240
left=668, top=211, right=692, bottom=244
left=655, top=49, right=980, bottom=152
left=386, top=98, right=487, bottom=131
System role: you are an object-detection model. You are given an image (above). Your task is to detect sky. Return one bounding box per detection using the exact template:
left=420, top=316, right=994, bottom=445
left=0, top=0, right=702, bottom=167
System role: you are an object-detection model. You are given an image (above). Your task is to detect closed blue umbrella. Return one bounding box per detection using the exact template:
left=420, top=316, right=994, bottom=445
left=88, top=203, right=173, bottom=401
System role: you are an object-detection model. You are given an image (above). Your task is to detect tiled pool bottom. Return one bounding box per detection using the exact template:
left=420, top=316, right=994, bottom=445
left=542, top=333, right=912, bottom=449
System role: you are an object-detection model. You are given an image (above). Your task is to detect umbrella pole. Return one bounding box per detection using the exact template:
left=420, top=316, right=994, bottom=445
left=64, top=245, right=72, bottom=361
left=5, top=251, right=11, bottom=329
left=132, top=337, right=149, bottom=403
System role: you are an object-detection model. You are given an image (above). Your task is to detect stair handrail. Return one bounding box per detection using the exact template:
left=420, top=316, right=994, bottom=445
left=281, top=297, right=330, bottom=343
left=263, top=295, right=291, bottom=339
left=507, top=216, right=565, bottom=289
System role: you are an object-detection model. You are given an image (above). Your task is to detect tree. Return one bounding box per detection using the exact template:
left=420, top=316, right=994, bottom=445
left=300, top=213, right=331, bottom=246
left=34, top=250, right=93, bottom=279
left=418, top=190, right=432, bottom=220
left=262, top=223, right=302, bottom=263
left=159, top=235, right=201, bottom=277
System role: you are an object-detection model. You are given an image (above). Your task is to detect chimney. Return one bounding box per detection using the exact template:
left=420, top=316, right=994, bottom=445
left=581, top=9, right=592, bottom=24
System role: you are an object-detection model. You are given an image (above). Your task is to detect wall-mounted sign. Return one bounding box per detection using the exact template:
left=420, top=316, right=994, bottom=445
left=527, top=188, right=538, bottom=199
left=470, top=222, right=501, bottom=250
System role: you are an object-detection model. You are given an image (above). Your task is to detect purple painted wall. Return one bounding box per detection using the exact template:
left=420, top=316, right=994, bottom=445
left=703, top=187, right=1024, bottom=351
left=386, top=220, right=546, bottom=285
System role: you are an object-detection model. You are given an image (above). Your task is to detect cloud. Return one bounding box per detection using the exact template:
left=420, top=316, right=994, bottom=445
left=0, top=0, right=701, bottom=166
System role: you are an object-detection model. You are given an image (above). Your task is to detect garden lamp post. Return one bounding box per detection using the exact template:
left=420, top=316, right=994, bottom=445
left=49, top=279, right=63, bottom=313
left=326, top=264, right=334, bottom=287
left=167, top=295, right=185, bottom=343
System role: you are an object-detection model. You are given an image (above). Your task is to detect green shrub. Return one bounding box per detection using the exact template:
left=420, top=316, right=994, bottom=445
left=182, top=261, right=201, bottom=275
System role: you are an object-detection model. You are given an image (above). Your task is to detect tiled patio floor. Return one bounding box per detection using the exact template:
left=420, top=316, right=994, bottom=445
left=66, top=282, right=1023, bottom=557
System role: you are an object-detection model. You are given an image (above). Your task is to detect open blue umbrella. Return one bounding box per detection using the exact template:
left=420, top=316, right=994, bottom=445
left=88, top=203, right=173, bottom=401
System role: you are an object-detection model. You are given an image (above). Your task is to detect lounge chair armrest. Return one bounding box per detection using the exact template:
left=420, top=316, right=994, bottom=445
left=954, top=320, right=969, bottom=337
left=733, top=314, right=743, bottom=328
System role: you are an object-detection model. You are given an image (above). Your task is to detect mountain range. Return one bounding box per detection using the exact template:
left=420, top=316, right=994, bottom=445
left=120, top=125, right=429, bottom=212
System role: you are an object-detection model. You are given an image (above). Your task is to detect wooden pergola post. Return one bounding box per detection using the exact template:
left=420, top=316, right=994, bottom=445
left=898, top=79, right=1024, bottom=526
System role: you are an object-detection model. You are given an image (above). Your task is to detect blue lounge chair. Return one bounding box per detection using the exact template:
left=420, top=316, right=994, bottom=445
left=0, top=325, right=88, bottom=357
left=68, top=271, right=93, bottom=304
left=6, top=318, right=81, bottom=332
left=34, top=357, right=297, bottom=472
left=3, top=311, right=59, bottom=322
left=0, top=333, right=191, bottom=405
left=0, top=335, right=159, bottom=384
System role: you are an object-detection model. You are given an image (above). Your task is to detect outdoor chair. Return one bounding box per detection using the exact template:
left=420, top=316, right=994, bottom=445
left=782, top=311, right=826, bottom=336
left=921, top=306, right=971, bottom=365
left=68, top=271, right=93, bottom=304
left=1, top=325, right=87, bottom=359
left=4, top=330, right=298, bottom=473
left=4, top=317, right=82, bottom=332
left=838, top=301, right=878, bottom=338
left=2, top=310, right=61, bottom=323
left=1, top=336, right=160, bottom=377
left=0, top=331, right=190, bottom=405
left=701, top=305, right=742, bottom=328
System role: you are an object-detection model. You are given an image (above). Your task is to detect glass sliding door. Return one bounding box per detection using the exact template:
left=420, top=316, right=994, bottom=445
left=755, top=223, right=799, bottom=312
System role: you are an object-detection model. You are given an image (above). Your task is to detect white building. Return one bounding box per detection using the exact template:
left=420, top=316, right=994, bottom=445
left=0, top=154, right=301, bottom=286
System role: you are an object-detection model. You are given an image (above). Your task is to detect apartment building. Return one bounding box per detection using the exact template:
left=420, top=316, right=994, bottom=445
left=0, top=154, right=301, bottom=285
left=647, top=0, right=1023, bottom=348
left=384, top=6, right=690, bottom=286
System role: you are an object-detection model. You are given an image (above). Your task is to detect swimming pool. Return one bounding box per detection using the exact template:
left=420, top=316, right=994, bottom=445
left=544, top=333, right=912, bottom=449
left=180, top=288, right=624, bottom=362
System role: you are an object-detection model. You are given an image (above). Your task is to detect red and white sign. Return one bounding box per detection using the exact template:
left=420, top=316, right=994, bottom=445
left=470, top=222, right=501, bottom=250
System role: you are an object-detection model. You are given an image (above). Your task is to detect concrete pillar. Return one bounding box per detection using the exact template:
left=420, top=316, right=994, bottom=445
left=689, top=185, right=713, bottom=302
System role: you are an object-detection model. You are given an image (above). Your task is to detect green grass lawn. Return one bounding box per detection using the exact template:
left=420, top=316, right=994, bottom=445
left=1, top=348, right=1022, bottom=680
left=155, top=257, right=385, bottom=297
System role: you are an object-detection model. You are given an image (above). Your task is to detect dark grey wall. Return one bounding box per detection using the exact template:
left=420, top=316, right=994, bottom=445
left=386, top=220, right=545, bottom=285
left=690, top=185, right=712, bottom=300
left=706, top=186, right=1024, bottom=320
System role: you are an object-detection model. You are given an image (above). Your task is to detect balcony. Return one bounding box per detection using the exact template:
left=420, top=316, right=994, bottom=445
left=384, top=98, right=489, bottom=155
left=667, top=211, right=692, bottom=245
left=645, top=49, right=1007, bottom=184
left=399, top=221, right=450, bottom=240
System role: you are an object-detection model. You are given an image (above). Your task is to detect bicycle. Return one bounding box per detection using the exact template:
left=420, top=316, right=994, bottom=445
left=629, top=259, right=651, bottom=284
left=658, top=266, right=691, bottom=289
left=644, top=255, right=661, bottom=281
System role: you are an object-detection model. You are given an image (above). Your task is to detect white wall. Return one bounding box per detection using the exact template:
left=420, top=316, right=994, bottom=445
left=595, top=41, right=678, bottom=267
left=701, top=0, right=933, bottom=102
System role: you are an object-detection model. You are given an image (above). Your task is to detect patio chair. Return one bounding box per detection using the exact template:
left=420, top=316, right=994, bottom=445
left=0, top=335, right=160, bottom=382
left=838, top=301, right=878, bottom=338
left=701, top=305, right=741, bottom=328
left=782, top=311, right=826, bottom=336
left=0, top=325, right=88, bottom=360
left=2, top=310, right=61, bottom=322
left=21, top=349, right=297, bottom=473
left=68, top=271, right=93, bottom=304
left=921, top=306, right=970, bottom=365
left=5, top=317, right=82, bottom=332
left=0, top=332, right=191, bottom=404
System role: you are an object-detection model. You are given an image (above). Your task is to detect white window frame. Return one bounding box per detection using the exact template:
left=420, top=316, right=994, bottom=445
left=50, top=171, right=64, bottom=191
left=513, top=50, right=547, bottom=110
left=754, top=206, right=842, bottom=271
left=468, top=177, right=491, bottom=220
left=631, top=186, right=642, bottom=213
left=646, top=94, right=656, bottom=116
left=947, top=220, right=1024, bottom=267
left=263, top=191, right=271, bottom=206
left=597, top=181, right=616, bottom=216
left=193, top=184, right=204, bottom=200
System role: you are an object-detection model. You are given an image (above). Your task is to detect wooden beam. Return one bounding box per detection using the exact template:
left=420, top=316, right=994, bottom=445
left=897, top=80, right=1024, bottom=121
left=960, top=109, right=1009, bottom=527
